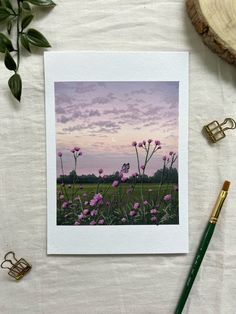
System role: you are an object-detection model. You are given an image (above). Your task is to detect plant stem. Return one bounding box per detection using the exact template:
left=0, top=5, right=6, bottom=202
left=16, top=0, right=21, bottom=72
left=72, top=155, right=77, bottom=199
left=135, top=146, right=141, bottom=176
left=147, top=146, right=158, bottom=163
left=59, top=157, right=69, bottom=200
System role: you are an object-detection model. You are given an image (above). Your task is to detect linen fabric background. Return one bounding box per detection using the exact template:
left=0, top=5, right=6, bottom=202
left=0, top=0, right=236, bottom=313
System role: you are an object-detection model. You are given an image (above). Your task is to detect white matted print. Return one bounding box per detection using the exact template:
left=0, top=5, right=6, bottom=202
left=44, top=52, right=188, bottom=254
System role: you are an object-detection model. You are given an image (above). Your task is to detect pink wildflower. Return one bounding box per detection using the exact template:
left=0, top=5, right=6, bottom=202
left=133, top=202, right=140, bottom=209
left=78, top=213, right=84, bottom=220
left=57, top=152, right=62, bottom=157
left=94, top=193, right=103, bottom=201
left=90, top=220, right=96, bottom=225
left=83, top=209, right=90, bottom=215
left=74, top=221, right=81, bottom=225
left=169, top=151, right=174, bottom=156
left=143, top=140, right=146, bottom=145
left=148, top=139, right=153, bottom=143
left=156, top=204, right=160, bottom=208
left=59, top=194, right=64, bottom=200
left=71, top=149, right=75, bottom=153
left=132, top=172, right=138, bottom=177
left=98, top=168, right=103, bottom=174
left=74, top=146, right=80, bottom=151
left=112, top=180, right=119, bottom=188
left=121, top=176, right=128, bottom=182
left=129, top=210, right=136, bottom=217
left=62, top=201, right=69, bottom=209
left=150, top=208, right=157, bottom=215
left=138, top=142, right=143, bottom=147
left=141, top=165, right=145, bottom=170
left=143, top=200, right=149, bottom=206
left=155, top=140, right=161, bottom=146
left=91, top=209, right=98, bottom=217
left=132, top=141, right=137, bottom=146
left=151, top=216, right=157, bottom=223
left=163, top=156, right=167, bottom=161
left=98, top=219, right=105, bottom=225
left=90, top=199, right=97, bottom=206
left=164, top=194, right=172, bottom=201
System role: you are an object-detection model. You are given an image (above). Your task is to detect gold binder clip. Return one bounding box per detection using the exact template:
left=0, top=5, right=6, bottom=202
left=204, top=118, right=236, bottom=143
left=1, top=251, right=31, bottom=280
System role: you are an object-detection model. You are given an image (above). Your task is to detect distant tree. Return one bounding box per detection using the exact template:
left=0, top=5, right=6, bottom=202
left=57, top=168, right=178, bottom=184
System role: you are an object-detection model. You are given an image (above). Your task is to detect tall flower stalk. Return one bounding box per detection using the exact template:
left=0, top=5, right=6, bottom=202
left=56, top=140, right=178, bottom=226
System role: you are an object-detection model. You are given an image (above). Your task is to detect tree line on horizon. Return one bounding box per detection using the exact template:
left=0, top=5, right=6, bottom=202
left=57, top=168, right=178, bottom=184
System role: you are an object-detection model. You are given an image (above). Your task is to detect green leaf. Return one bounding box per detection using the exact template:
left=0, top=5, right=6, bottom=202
left=7, top=19, right=12, bottom=34
left=22, top=1, right=31, bottom=11
left=27, top=0, right=55, bottom=7
left=4, top=49, right=16, bottom=71
left=0, top=32, right=14, bottom=53
left=8, top=73, right=22, bottom=101
left=26, top=28, right=50, bottom=47
left=21, top=14, right=34, bottom=29
left=20, top=33, right=31, bottom=52
left=4, top=0, right=13, bottom=11
left=0, top=7, right=11, bottom=22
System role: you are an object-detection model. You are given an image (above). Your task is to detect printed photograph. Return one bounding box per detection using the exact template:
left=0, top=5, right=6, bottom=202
left=55, top=81, right=179, bottom=226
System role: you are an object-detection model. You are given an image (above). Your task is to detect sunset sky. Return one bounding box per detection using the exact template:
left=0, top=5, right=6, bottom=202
left=55, top=81, right=179, bottom=176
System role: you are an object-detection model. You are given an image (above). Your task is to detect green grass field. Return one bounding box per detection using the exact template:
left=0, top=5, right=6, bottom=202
left=58, top=183, right=173, bottom=199
left=57, top=182, right=179, bottom=225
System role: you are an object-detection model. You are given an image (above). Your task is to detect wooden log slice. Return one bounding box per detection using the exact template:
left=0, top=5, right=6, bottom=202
left=186, top=0, right=236, bottom=66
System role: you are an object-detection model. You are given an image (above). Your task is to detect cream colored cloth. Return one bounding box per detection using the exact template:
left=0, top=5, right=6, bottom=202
left=1, top=0, right=236, bottom=313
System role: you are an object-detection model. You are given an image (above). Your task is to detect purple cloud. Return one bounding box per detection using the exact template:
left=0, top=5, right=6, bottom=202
left=103, top=108, right=126, bottom=115
left=63, top=120, right=121, bottom=134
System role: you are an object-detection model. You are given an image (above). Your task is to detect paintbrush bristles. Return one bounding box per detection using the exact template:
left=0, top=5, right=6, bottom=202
left=223, top=181, right=230, bottom=191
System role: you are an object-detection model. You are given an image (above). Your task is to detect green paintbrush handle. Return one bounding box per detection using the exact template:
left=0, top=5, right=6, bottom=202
left=175, top=222, right=216, bottom=314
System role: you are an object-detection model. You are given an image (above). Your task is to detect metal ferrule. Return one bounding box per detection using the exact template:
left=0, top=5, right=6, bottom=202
left=209, top=190, right=228, bottom=224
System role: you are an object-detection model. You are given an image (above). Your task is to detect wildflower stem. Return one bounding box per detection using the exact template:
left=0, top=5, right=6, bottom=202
left=162, top=155, right=178, bottom=196
left=135, top=146, right=141, bottom=176
left=72, top=155, right=77, bottom=200
left=147, top=146, right=158, bottom=163
left=103, top=184, right=111, bottom=197
left=96, top=176, right=101, bottom=194
left=59, top=156, right=69, bottom=200
left=143, top=142, right=150, bottom=169
left=156, top=161, right=166, bottom=203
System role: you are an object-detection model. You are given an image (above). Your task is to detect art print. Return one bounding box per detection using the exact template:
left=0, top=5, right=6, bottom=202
left=45, top=52, right=188, bottom=254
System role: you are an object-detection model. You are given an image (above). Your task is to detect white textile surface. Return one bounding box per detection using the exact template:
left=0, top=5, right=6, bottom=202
left=0, top=0, right=236, bottom=313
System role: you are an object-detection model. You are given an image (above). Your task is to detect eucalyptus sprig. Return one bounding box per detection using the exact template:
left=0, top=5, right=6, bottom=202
left=0, top=0, right=55, bottom=101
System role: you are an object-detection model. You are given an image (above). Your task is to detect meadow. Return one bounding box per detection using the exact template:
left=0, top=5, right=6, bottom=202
left=57, top=139, right=179, bottom=226
left=57, top=182, right=178, bottom=225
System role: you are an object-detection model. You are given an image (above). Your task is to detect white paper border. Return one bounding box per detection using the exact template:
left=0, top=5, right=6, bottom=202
left=44, top=52, right=189, bottom=254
